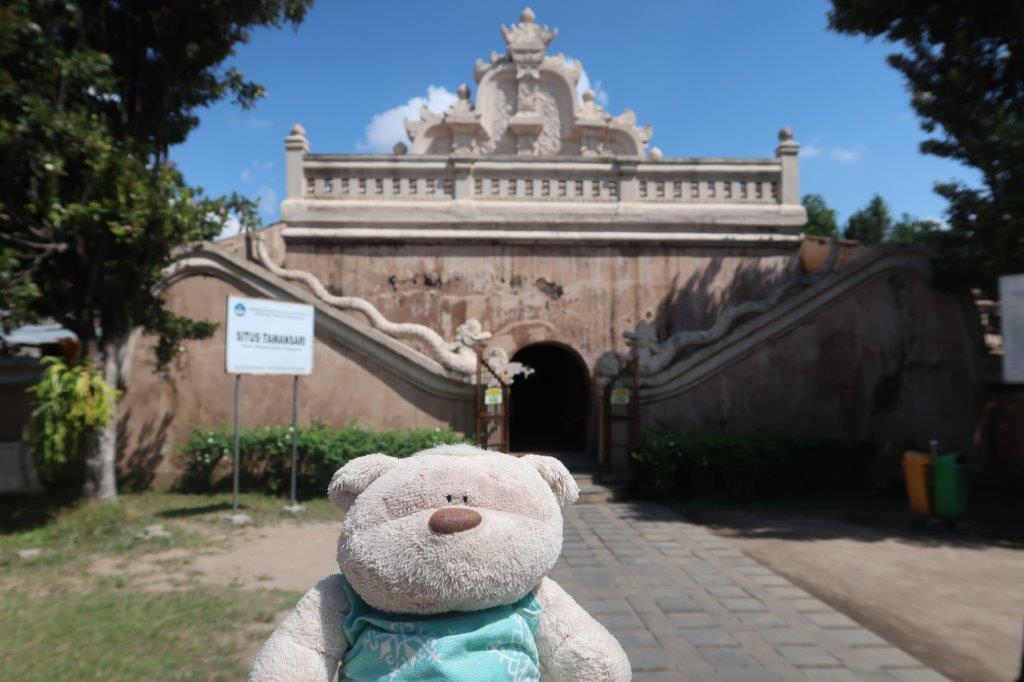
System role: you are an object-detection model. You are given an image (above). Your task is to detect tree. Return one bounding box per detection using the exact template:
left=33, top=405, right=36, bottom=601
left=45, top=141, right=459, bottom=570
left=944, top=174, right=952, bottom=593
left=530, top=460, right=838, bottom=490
left=0, top=0, right=311, bottom=500
left=844, top=194, right=892, bottom=244
left=889, top=213, right=942, bottom=245
left=829, top=1, right=1024, bottom=298
left=801, top=194, right=840, bottom=237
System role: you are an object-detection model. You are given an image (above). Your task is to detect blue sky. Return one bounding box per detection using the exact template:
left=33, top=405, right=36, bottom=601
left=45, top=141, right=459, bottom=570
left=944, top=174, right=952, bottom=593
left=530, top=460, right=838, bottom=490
left=170, top=0, right=977, bottom=230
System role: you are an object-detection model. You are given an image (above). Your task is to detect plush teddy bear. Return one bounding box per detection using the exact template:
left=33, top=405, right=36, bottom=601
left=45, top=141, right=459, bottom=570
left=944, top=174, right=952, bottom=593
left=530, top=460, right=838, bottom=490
left=250, top=443, right=631, bottom=681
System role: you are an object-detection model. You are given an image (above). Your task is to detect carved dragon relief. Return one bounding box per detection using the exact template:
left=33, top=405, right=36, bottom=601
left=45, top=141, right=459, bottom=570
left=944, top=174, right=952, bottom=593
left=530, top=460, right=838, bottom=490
left=598, top=239, right=843, bottom=379
left=252, top=239, right=530, bottom=382
left=404, top=8, right=652, bottom=158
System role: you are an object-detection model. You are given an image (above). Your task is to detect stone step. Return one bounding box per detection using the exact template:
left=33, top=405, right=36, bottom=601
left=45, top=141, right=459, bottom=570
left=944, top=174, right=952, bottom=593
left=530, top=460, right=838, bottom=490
left=572, top=472, right=595, bottom=488
left=578, top=482, right=625, bottom=504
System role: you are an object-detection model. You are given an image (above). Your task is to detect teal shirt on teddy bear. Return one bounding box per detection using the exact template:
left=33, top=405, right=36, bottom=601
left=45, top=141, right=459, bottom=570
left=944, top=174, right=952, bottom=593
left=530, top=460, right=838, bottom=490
left=339, top=575, right=543, bottom=681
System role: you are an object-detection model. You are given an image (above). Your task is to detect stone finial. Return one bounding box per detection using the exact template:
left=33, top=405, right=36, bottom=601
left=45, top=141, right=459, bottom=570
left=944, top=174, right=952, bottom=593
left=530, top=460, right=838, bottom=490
left=392, top=141, right=408, bottom=155
left=285, top=123, right=309, bottom=152
left=776, top=126, right=799, bottom=155
left=284, top=123, right=308, bottom=199
left=447, top=83, right=475, bottom=117
left=649, top=146, right=663, bottom=159
left=578, top=87, right=607, bottom=122
left=776, top=126, right=800, bottom=204
left=501, top=7, right=556, bottom=63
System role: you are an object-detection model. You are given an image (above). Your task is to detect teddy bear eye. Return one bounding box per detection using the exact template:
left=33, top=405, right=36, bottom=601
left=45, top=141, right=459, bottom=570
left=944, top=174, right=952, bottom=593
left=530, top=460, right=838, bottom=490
left=462, top=494, right=469, bottom=504
left=446, top=494, right=453, bottom=503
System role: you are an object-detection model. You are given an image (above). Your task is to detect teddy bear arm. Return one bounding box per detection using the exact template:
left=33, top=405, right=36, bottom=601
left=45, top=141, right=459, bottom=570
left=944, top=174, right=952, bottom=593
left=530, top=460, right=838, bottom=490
left=533, top=577, right=631, bottom=681
left=249, top=574, right=350, bottom=682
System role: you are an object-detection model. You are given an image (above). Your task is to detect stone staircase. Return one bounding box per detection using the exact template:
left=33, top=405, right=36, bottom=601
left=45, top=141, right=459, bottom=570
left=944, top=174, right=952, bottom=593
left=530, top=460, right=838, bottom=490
left=564, top=458, right=627, bottom=504
left=512, top=452, right=626, bottom=503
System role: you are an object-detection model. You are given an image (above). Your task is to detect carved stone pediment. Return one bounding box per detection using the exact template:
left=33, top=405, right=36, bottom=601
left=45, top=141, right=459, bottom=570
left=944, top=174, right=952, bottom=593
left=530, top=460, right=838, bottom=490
left=405, top=8, right=652, bottom=157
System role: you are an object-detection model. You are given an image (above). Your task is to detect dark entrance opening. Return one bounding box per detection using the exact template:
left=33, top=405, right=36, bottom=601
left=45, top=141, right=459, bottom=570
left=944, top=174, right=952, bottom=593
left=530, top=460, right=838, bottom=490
left=509, top=343, right=588, bottom=453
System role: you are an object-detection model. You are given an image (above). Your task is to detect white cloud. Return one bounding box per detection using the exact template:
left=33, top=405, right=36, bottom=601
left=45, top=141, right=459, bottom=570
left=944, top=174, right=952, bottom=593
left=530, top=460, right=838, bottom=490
left=830, top=144, right=865, bottom=164
left=356, top=86, right=457, bottom=153
left=567, top=57, right=608, bottom=107
left=246, top=116, right=271, bottom=129
left=257, top=185, right=278, bottom=222
left=215, top=215, right=242, bottom=241
left=240, top=159, right=273, bottom=181
left=802, top=143, right=822, bottom=158
left=801, top=139, right=865, bottom=164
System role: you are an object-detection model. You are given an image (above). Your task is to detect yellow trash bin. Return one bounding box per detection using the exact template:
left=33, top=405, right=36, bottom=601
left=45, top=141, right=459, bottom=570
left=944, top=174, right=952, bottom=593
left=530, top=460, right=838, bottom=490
left=902, top=451, right=933, bottom=517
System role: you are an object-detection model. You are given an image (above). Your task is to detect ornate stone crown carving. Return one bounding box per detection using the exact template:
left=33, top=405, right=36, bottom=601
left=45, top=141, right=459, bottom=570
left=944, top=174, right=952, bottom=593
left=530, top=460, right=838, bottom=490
left=501, top=7, right=556, bottom=64
left=405, top=8, right=652, bottom=157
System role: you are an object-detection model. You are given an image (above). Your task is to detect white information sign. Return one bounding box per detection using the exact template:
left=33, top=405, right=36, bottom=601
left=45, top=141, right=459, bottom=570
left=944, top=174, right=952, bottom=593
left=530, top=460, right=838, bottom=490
left=1000, top=274, right=1024, bottom=384
left=225, top=296, right=314, bottom=375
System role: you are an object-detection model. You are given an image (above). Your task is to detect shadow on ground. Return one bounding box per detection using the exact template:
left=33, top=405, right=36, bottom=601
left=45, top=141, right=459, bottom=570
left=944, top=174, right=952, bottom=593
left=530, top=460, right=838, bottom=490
left=157, top=502, right=234, bottom=519
left=677, top=489, right=1024, bottom=551
left=0, top=489, right=81, bottom=534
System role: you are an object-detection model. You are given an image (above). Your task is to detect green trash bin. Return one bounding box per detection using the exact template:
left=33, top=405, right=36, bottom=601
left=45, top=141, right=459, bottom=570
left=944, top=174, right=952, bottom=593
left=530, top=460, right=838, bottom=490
left=932, top=453, right=968, bottom=521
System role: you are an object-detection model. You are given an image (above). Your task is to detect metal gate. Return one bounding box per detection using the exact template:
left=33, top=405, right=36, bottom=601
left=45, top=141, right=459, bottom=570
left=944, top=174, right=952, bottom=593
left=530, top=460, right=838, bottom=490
left=600, top=357, right=640, bottom=468
left=474, top=348, right=511, bottom=452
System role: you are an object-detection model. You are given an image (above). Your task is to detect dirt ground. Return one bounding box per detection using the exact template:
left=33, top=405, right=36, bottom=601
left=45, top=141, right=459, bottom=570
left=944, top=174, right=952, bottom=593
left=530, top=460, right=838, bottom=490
left=191, top=520, right=341, bottom=592
left=700, top=509, right=1024, bottom=682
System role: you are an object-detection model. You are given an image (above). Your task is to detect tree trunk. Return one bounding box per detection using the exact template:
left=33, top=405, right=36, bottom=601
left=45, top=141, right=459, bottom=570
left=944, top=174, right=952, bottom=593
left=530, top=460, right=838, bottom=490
left=82, top=336, right=123, bottom=501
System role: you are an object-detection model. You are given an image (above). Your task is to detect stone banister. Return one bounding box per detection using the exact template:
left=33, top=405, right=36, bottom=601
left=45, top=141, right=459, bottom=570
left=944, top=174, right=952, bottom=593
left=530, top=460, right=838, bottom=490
left=279, top=125, right=806, bottom=240
left=290, top=150, right=789, bottom=207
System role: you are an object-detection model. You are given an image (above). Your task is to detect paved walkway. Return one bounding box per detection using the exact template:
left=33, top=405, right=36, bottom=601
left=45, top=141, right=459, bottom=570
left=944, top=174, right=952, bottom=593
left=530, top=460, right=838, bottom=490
left=553, top=503, right=947, bottom=682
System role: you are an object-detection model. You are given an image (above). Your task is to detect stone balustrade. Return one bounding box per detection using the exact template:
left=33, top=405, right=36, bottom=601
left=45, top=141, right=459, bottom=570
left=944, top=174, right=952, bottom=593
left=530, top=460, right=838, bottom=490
left=295, top=154, right=787, bottom=207
left=280, top=125, right=805, bottom=240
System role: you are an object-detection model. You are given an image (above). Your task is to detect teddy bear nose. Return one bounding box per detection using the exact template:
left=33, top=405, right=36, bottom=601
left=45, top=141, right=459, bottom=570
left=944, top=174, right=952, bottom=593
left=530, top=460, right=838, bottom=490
left=428, top=507, right=482, bottom=534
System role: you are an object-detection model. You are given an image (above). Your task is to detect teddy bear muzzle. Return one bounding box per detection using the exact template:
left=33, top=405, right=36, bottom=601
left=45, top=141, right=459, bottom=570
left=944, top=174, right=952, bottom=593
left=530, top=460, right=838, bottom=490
left=428, top=507, right=482, bottom=534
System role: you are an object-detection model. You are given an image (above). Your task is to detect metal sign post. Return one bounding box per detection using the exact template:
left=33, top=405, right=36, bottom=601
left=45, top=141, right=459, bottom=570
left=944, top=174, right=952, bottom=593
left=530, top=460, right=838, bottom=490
left=283, top=375, right=303, bottom=514
left=232, top=375, right=242, bottom=514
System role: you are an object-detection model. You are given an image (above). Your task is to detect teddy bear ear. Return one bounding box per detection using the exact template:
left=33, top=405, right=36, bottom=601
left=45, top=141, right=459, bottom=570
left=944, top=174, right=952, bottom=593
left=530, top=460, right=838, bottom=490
left=520, top=454, right=579, bottom=508
left=327, top=453, right=399, bottom=510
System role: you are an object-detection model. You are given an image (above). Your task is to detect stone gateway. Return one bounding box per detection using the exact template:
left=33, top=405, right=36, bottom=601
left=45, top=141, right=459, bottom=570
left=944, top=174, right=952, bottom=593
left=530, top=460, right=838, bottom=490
left=120, top=9, right=987, bottom=485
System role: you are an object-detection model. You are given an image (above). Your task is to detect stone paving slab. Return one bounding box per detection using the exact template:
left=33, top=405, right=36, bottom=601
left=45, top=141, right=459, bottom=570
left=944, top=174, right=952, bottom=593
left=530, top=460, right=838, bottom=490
left=550, top=502, right=948, bottom=681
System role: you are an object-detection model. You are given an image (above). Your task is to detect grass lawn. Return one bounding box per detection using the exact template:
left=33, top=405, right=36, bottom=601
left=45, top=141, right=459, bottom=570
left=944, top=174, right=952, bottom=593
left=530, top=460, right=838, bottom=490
left=0, top=489, right=337, bottom=680
left=1, top=585, right=298, bottom=680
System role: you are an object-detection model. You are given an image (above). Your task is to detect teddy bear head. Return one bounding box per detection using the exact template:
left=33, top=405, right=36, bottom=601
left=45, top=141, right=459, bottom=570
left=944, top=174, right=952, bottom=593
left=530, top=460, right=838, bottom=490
left=328, top=443, right=579, bottom=615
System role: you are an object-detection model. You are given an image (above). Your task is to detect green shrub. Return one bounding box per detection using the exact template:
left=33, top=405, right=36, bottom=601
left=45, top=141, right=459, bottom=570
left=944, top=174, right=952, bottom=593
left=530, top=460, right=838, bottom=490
left=179, top=423, right=470, bottom=496
left=23, top=356, right=120, bottom=479
left=630, top=429, right=875, bottom=501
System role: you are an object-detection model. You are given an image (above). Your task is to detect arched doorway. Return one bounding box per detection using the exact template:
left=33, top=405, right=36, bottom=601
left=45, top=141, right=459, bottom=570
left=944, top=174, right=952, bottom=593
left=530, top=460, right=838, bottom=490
left=509, top=343, right=588, bottom=454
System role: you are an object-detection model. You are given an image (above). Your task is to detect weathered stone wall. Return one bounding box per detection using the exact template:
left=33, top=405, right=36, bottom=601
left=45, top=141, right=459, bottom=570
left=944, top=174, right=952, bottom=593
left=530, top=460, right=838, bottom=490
left=282, top=240, right=800, bottom=373
left=118, top=274, right=473, bottom=488
left=113, top=240, right=1007, bottom=487
left=642, top=265, right=983, bottom=480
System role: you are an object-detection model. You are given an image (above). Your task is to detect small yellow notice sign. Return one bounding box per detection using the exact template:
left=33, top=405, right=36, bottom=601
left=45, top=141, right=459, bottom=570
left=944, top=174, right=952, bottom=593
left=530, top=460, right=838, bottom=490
left=484, top=387, right=503, bottom=406
left=610, top=387, right=631, bottom=405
